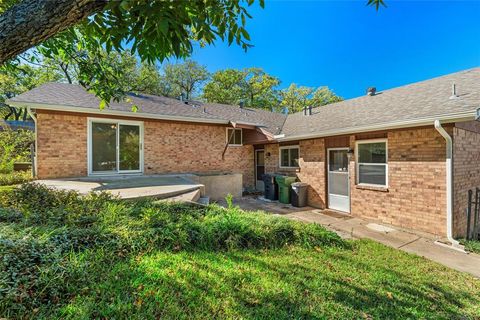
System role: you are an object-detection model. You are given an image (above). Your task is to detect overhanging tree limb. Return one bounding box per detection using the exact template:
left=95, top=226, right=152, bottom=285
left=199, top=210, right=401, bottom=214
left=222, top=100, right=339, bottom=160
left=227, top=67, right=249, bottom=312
left=0, top=0, right=106, bottom=64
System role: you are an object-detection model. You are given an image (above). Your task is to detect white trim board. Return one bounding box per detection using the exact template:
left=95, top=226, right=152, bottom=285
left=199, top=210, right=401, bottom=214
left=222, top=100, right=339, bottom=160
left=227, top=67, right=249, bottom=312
left=277, top=111, right=477, bottom=142
left=8, top=101, right=266, bottom=128
left=226, top=127, right=243, bottom=146
left=355, top=138, right=388, bottom=188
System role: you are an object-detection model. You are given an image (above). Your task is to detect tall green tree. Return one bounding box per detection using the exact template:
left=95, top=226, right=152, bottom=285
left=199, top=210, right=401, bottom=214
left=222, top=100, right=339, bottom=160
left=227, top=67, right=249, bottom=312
left=280, top=84, right=343, bottom=113
left=310, top=86, right=343, bottom=106
left=203, top=69, right=247, bottom=105
left=203, top=68, right=280, bottom=109
left=0, top=63, right=62, bottom=121
left=0, top=0, right=264, bottom=105
left=0, top=0, right=385, bottom=105
left=243, top=68, right=280, bottom=109
left=280, top=84, right=313, bottom=113
left=163, top=60, right=209, bottom=100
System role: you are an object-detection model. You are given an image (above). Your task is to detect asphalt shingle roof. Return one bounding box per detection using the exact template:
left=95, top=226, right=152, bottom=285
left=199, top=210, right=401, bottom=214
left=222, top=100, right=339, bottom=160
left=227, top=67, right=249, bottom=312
left=8, top=68, right=480, bottom=139
left=281, top=67, right=480, bottom=138
left=8, top=83, right=287, bottom=135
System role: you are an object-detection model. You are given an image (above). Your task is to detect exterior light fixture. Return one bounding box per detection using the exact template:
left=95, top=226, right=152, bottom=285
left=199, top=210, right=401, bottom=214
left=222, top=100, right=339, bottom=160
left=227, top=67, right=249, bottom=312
left=347, top=148, right=354, bottom=160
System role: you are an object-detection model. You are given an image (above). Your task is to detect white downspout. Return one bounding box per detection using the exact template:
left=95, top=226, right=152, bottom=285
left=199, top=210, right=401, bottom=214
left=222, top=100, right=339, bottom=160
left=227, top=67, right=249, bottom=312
left=26, top=106, right=37, bottom=178
left=434, top=120, right=461, bottom=248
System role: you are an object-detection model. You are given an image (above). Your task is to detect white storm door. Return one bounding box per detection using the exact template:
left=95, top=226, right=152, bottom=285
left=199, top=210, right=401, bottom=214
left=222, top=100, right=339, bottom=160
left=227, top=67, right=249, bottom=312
left=328, top=148, right=350, bottom=213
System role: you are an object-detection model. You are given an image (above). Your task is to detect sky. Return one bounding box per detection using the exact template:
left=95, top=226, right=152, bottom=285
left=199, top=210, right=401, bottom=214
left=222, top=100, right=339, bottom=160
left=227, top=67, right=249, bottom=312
left=186, top=0, right=480, bottom=99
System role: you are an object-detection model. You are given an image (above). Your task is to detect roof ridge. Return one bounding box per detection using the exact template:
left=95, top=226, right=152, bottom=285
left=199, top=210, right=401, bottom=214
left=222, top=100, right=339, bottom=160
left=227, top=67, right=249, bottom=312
left=39, top=82, right=285, bottom=117
left=290, top=66, right=480, bottom=116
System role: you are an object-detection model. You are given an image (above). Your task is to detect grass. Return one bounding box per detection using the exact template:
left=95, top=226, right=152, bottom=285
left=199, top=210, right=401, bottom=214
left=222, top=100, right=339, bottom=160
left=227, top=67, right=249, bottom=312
left=463, top=239, right=480, bottom=254
left=50, top=243, right=480, bottom=320
left=1, top=183, right=479, bottom=319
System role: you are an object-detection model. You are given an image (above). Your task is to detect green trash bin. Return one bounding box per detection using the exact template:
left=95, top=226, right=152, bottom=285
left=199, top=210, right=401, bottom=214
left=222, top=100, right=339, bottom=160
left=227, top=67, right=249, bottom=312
left=275, top=175, right=297, bottom=204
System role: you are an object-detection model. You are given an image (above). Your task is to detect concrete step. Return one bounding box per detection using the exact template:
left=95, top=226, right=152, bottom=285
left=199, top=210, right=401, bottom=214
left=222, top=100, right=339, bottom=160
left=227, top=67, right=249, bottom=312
left=197, top=196, right=210, bottom=205
left=156, top=188, right=202, bottom=203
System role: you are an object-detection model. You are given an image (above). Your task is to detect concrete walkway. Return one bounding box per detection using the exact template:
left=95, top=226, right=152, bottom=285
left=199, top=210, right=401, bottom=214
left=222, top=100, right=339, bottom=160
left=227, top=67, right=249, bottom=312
left=224, top=196, right=480, bottom=278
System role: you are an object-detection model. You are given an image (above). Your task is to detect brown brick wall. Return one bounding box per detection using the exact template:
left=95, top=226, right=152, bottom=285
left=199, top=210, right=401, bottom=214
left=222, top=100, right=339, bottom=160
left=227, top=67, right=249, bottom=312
left=143, top=121, right=254, bottom=188
left=297, top=139, right=326, bottom=208
left=453, top=121, right=480, bottom=238
left=36, top=111, right=88, bottom=178
left=36, top=111, right=254, bottom=187
left=264, top=127, right=448, bottom=236
left=350, top=128, right=447, bottom=236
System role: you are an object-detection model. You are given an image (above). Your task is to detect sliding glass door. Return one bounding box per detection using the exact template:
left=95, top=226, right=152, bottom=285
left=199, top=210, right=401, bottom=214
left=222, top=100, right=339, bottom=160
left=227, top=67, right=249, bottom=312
left=89, top=120, right=143, bottom=174
left=118, top=124, right=141, bottom=172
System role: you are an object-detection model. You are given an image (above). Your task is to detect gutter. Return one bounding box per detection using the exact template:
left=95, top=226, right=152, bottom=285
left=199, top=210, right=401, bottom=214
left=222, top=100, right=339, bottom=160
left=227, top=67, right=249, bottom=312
left=26, top=106, right=37, bottom=178
left=8, top=101, right=268, bottom=131
left=434, top=120, right=463, bottom=251
left=7, top=101, right=231, bottom=125
left=278, top=110, right=477, bottom=142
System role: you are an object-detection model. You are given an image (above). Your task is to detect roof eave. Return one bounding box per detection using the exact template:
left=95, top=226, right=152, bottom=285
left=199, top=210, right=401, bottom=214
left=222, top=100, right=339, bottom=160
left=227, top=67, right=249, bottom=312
left=7, top=100, right=231, bottom=125
left=278, top=110, right=477, bottom=142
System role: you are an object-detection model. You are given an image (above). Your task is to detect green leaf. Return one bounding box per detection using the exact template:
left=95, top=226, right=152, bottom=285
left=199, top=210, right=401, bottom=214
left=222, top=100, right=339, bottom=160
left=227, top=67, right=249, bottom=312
left=366, top=0, right=387, bottom=10
left=99, top=100, right=107, bottom=110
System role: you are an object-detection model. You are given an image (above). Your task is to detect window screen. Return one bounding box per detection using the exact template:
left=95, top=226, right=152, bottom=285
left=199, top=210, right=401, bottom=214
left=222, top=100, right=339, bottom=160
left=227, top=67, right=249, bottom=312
left=227, top=128, right=242, bottom=145
left=357, top=141, right=387, bottom=186
left=280, top=147, right=299, bottom=168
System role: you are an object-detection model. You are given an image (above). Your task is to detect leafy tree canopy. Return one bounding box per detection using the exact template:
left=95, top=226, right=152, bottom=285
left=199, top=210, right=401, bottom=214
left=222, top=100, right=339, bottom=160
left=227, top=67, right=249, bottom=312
left=1, top=0, right=385, bottom=109
left=203, top=68, right=280, bottom=109
left=1, top=0, right=264, bottom=107
left=0, top=61, right=64, bottom=121
left=280, top=83, right=343, bottom=113
left=1, top=50, right=211, bottom=117
left=163, top=60, right=210, bottom=100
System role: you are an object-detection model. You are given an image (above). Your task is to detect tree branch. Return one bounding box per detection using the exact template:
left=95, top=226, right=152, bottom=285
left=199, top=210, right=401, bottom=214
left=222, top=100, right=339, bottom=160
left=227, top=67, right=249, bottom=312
left=59, top=62, right=73, bottom=84
left=0, top=0, right=107, bottom=64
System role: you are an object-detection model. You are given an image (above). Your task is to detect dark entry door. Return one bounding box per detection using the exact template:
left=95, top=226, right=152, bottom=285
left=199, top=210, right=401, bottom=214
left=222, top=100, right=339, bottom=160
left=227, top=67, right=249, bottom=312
left=255, top=149, right=265, bottom=191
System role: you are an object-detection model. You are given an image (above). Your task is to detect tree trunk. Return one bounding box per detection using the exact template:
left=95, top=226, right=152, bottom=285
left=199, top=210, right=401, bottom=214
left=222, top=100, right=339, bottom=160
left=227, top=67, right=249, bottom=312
left=0, top=0, right=107, bottom=64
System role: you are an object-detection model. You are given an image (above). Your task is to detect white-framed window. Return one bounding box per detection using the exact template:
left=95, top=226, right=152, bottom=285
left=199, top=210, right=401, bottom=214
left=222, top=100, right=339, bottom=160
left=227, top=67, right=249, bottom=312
left=355, top=139, right=388, bottom=187
left=279, top=145, right=299, bottom=168
left=226, top=128, right=242, bottom=146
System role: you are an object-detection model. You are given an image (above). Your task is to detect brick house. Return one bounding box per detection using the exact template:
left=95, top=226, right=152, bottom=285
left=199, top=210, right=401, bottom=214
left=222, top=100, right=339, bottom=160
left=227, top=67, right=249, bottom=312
left=7, top=68, right=480, bottom=241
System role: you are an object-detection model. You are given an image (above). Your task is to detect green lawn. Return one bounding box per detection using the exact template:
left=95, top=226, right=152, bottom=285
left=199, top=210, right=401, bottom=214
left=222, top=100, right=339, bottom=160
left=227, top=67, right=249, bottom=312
left=1, top=184, right=479, bottom=319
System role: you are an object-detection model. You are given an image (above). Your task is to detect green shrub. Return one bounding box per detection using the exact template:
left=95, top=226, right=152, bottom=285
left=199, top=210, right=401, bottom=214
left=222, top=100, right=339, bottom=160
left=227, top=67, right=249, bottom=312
left=0, top=237, right=58, bottom=313
left=2, top=183, right=115, bottom=226
left=0, top=207, right=23, bottom=223
left=0, top=184, right=347, bottom=316
left=0, top=129, right=34, bottom=174
left=461, top=239, right=480, bottom=254
left=196, top=206, right=346, bottom=250
left=225, top=192, right=234, bottom=209
left=0, top=171, right=32, bottom=186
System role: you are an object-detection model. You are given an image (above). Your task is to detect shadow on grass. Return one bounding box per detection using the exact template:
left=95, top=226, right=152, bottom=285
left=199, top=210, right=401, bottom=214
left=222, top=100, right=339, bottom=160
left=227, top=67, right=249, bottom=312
left=53, top=241, right=480, bottom=320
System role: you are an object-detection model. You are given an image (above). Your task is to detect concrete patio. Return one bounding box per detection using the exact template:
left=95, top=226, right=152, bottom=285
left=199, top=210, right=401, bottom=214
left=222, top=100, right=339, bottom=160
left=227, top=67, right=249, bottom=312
left=218, top=196, right=480, bottom=279
left=36, top=175, right=205, bottom=201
